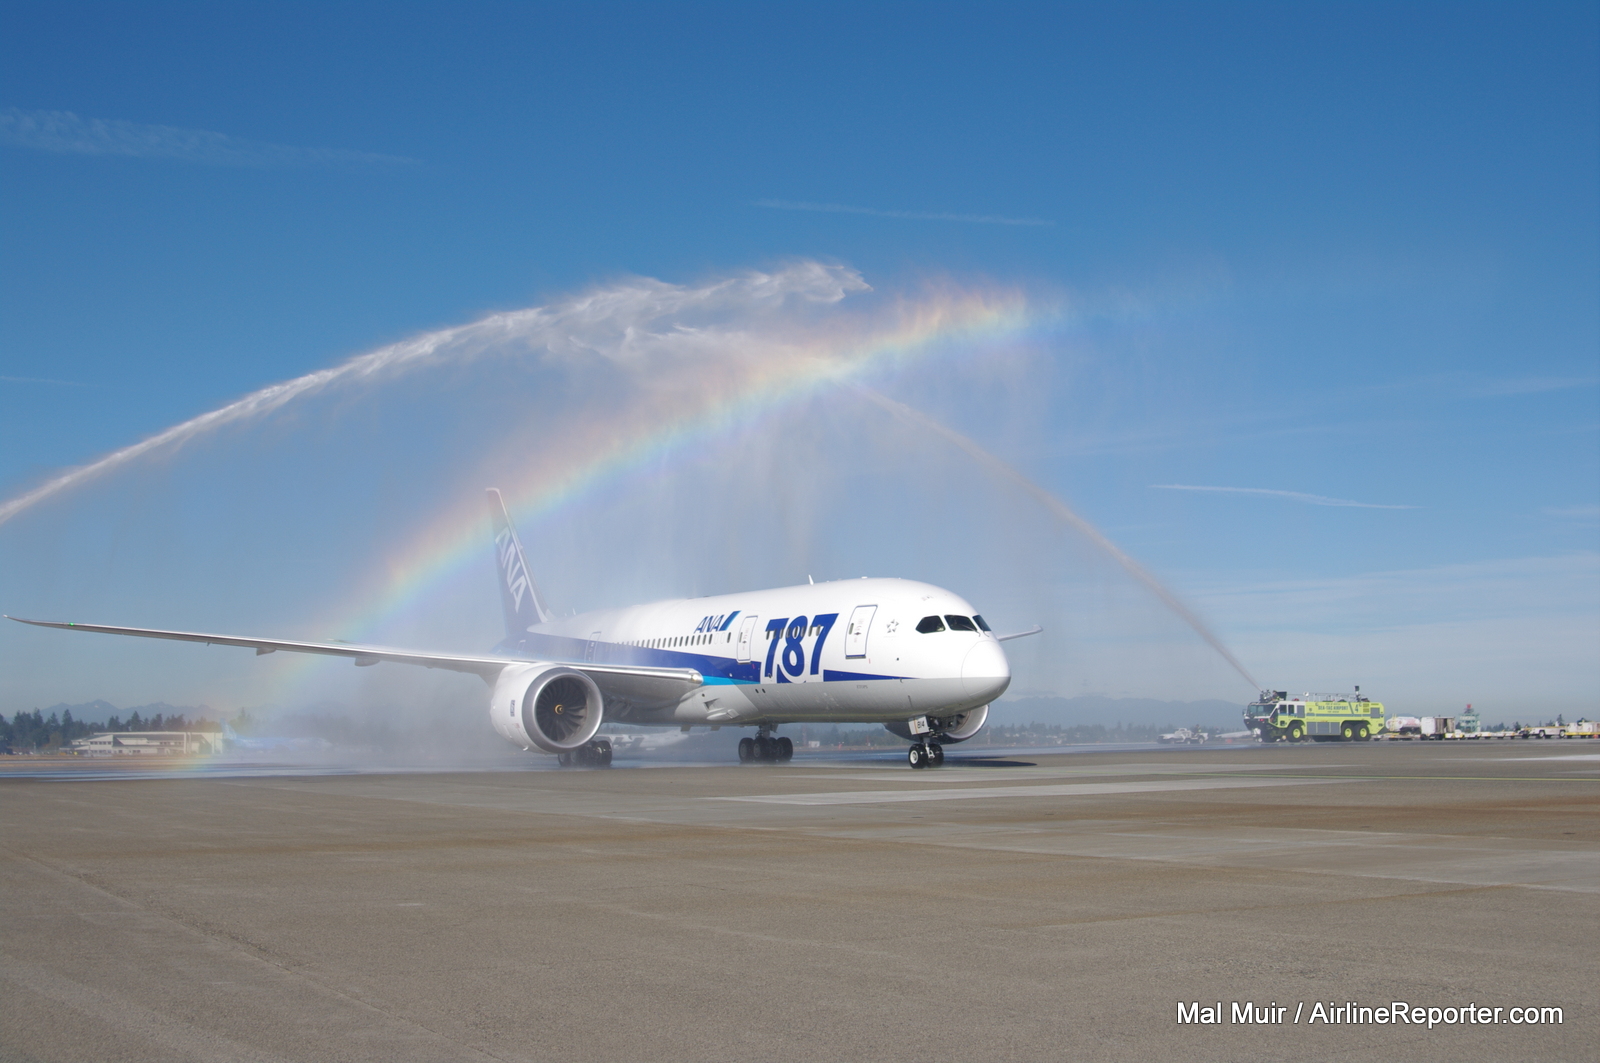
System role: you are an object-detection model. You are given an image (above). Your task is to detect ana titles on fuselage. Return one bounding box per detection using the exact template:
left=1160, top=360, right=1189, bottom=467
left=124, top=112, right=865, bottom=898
left=9, top=490, right=1038, bottom=769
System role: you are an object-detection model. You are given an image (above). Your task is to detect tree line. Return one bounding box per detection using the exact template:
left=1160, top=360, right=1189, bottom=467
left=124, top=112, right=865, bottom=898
left=0, top=709, right=224, bottom=754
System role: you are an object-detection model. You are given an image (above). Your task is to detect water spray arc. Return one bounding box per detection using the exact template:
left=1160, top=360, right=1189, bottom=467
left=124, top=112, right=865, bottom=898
left=0, top=263, right=878, bottom=528
left=856, top=387, right=1261, bottom=691
left=0, top=262, right=1254, bottom=704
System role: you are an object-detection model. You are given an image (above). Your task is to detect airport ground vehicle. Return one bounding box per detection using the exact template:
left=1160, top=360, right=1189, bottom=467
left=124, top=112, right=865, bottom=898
left=1420, top=716, right=1455, bottom=740
left=1385, top=715, right=1456, bottom=739
left=1245, top=690, right=1385, bottom=742
left=1158, top=727, right=1208, bottom=744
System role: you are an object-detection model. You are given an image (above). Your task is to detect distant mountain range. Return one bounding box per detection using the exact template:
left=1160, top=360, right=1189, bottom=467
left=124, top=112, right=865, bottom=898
left=24, top=700, right=214, bottom=724
left=990, top=695, right=1247, bottom=731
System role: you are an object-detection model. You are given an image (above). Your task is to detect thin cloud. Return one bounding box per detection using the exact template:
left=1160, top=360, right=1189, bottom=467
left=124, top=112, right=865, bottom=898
left=0, top=107, right=415, bottom=167
left=756, top=199, right=1052, bottom=227
left=1152, top=484, right=1416, bottom=510
left=1366, top=372, right=1598, bottom=399
left=0, top=375, right=91, bottom=387
left=1543, top=504, right=1600, bottom=521
left=1468, top=376, right=1598, bottom=397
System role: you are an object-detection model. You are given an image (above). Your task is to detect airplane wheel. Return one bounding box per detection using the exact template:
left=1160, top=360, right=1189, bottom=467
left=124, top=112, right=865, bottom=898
left=595, top=740, right=613, bottom=768
left=908, top=745, right=926, bottom=769
left=738, top=737, right=755, bottom=763
left=777, top=737, right=794, bottom=761
left=557, top=752, right=574, bottom=768
left=754, top=736, right=773, bottom=761
left=928, top=742, right=944, bottom=766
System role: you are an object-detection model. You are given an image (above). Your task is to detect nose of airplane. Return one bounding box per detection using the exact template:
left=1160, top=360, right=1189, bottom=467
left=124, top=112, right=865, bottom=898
left=961, top=639, right=1011, bottom=700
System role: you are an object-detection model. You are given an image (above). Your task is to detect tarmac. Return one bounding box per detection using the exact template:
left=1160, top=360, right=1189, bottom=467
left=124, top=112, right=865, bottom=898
left=1, top=741, right=1595, bottom=1061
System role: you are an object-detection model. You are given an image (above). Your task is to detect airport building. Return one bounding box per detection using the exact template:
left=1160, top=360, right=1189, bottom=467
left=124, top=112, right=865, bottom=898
left=70, top=731, right=222, bottom=756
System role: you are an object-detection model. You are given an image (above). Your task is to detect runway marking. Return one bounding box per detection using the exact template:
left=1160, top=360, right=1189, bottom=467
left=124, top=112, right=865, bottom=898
left=900, top=828, right=1600, bottom=894
left=1189, top=771, right=1600, bottom=782
left=710, top=776, right=1343, bottom=805
left=789, top=762, right=1340, bottom=783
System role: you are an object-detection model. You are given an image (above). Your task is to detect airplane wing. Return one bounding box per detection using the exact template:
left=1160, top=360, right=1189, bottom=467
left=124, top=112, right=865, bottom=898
left=995, top=625, right=1043, bottom=642
left=4, top=617, right=704, bottom=700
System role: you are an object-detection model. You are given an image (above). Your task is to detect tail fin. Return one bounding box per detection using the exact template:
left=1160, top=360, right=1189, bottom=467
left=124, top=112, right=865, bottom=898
left=487, top=488, right=552, bottom=639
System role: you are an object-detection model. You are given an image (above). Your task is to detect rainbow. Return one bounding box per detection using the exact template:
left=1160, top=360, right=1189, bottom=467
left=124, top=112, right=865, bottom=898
left=266, top=286, right=1049, bottom=701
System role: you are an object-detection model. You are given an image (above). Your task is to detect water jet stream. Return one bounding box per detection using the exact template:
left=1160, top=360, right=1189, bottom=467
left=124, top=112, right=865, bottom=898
left=857, top=387, right=1260, bottom=691
left=0, top=263, right=873, bottom=528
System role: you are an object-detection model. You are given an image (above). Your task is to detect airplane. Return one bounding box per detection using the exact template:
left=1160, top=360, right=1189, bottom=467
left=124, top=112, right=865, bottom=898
left=8, top=490, right=1040, bottom=769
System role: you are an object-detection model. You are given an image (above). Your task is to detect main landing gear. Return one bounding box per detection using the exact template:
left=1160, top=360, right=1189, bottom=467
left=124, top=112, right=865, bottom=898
left=557, top=739, right=612, bottom=768
left=738, top=727, right=793, bottom=764
left=907, top=741, right=944, bottom=769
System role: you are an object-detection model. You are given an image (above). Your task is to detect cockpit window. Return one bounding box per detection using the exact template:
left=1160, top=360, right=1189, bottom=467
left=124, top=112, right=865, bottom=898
left=944, top=615, right=977, bottom=632
left=915, top=615, right=946, bottom=633
left=972, top=615, right=992, bottom=632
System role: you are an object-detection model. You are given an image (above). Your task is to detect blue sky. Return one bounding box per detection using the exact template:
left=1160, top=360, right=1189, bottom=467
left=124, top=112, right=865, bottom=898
left=1, top=2, right=1595, bottom=720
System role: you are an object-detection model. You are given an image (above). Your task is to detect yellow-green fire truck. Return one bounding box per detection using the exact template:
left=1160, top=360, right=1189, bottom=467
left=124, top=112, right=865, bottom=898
left=1244, top=690, right=1386, bottom=742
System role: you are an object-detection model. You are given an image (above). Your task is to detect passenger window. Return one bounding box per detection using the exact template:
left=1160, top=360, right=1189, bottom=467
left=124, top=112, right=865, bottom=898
left=916, top=615, right=946, bottom=633
left=945, top=615, right=977, bottom=632
left=972, top=615, right=992, bottom=632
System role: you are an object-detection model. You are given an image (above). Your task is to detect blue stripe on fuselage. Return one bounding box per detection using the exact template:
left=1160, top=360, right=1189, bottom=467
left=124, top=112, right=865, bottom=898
left=490, top=632, right=908, bottom=684
left=822, top=668, right=907, bottom=682
left=510, top=630, right=760, bottom=683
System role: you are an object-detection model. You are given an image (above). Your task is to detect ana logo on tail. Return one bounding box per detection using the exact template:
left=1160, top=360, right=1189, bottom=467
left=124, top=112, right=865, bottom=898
left=486, top=488, right=552, bottom=635
left=495, top=528, right=531, bottom=614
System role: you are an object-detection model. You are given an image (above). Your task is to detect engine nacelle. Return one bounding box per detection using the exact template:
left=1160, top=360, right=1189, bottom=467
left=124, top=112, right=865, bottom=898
left=884, top=704, right=990, bottom=744
left=490, top=663, right=604, bottom=753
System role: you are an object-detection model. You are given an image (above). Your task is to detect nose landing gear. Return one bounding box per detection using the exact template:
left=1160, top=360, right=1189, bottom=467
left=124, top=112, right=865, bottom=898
left=907, top=741, right=944, bottom=769
left=737, top=727, right=793, bottom=764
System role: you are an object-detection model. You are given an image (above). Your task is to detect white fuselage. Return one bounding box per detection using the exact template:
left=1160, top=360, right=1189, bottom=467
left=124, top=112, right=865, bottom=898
left=496, top=577, right=1010, bottom=729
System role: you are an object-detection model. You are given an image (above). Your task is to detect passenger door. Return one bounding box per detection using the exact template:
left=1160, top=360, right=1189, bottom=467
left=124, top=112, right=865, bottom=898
left=844, top=605, right=876, bottom=659
left=735, top=615, right=759, bottom=663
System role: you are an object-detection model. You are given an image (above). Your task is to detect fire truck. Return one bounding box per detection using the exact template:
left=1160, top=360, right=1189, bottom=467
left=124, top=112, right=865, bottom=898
left=1244, top=689, right=1386, bottom=742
